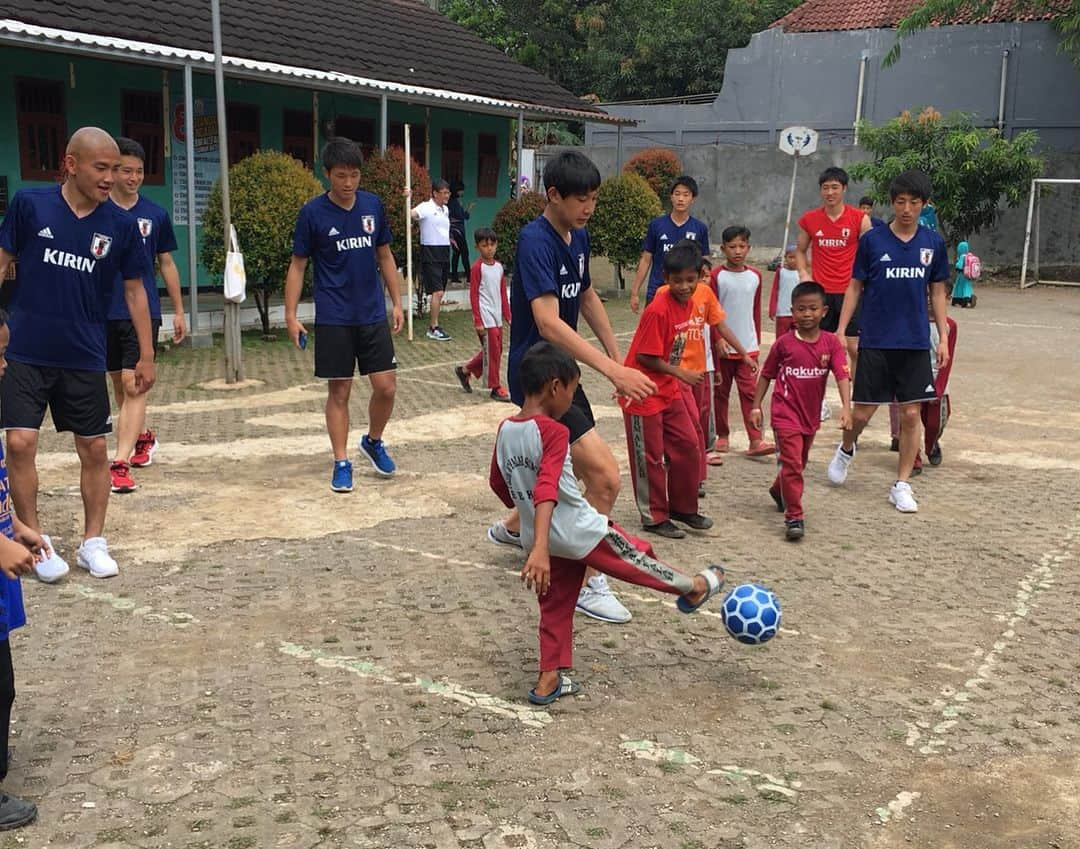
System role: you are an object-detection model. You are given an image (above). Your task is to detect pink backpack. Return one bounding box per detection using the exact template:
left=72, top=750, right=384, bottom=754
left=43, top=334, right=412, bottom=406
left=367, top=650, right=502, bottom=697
left=962, top=252, right=981, bottom=280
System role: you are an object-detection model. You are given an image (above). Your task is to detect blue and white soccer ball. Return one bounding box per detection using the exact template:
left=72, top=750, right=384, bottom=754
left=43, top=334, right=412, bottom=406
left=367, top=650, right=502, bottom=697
left=721, top=583, right=781, bottom=645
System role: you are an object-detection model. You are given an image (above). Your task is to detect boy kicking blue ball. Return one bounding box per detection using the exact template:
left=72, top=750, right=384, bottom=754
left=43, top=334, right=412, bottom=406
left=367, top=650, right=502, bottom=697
left=489, top=341, right=727, bottom=705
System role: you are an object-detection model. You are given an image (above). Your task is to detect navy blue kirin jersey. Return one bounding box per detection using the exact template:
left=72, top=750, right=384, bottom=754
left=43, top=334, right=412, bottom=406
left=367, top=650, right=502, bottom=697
left=642, top=213, right=710, bottom=299
left=107, top=195, right=178, bottom=320
left=292, top=192, right=393, bottom=326
left=508, top=216, right=592, bottom=405
left=852, top=224, right=950, bottom=350
left=0, top=185, right=143, bottom=370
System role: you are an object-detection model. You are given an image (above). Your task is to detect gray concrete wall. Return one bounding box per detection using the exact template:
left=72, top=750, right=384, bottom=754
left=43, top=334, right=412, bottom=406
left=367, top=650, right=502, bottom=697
left=554, top=143, right=1079, bottom=267
left=587, top=22, right=1080, bottom=153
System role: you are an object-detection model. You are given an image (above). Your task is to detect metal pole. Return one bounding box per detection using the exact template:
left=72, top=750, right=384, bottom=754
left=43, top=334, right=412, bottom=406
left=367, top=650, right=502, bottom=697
left=405, top=123, right=414, bottom=341
left=1033, top=182, right=1041, bottom=287
left=997, top=49, right=1010, bottom=133
left=1019, top=178, right=1036, bottom=290
left=211, top=0, right=241, bottom=381
left=780, top=152, right=799, bottom=253
left=616, top=124, right=624, bottom=170
left=853, top=54, right=868, bottom=145
left=516, top=109, right=525, bottom=198
left=379, top=94, right=388, bottom=153
left=183, top=63, right=205, bottom=345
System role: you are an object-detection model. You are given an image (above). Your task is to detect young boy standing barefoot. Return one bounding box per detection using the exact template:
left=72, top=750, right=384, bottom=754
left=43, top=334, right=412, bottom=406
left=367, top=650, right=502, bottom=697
left=490, top=342, right=727, bottom=704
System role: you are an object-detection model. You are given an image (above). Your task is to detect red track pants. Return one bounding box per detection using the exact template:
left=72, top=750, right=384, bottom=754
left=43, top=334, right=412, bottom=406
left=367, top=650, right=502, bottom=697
left=464, top=327, right=503, bottom=389
left=540, top=523, right=695, bottom=670
left=714, top=357, right=762, bottom=443
left=623, top=391, right=701, bottom=526
left=770, top=430, right=813, bottom=521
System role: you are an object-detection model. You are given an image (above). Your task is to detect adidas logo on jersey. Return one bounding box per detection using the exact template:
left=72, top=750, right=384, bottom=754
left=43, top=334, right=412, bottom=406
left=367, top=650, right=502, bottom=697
left=37, top=227, right=54, bottom=239
left=880, top=253, right=892, bottom=261
left=925, top=384, right=935, bottom=392
left=328, top=227, right=340, bottom=236
left=559, top=265, right=569, bottom=276
left=815, top=230, right=824, bottom=237
left=659, top=234, right=669, bottom=241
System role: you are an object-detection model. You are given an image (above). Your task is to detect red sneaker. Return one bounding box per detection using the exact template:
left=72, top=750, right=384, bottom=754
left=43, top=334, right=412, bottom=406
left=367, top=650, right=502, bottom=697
left=130, top=430, right=158, bottom=467
left=110, top=461, right=137, bottom=493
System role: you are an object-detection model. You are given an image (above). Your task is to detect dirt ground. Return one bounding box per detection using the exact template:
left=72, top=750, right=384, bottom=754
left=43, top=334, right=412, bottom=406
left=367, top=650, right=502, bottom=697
left=5, top=281, right=1080, bottom=849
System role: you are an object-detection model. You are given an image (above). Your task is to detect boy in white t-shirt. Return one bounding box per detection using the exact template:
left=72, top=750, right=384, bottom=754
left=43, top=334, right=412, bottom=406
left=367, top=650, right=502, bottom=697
left=768, top=244, right=800, bottom=339
left=455, top=228, right=512, bottom=401
left=490, top=341, right=727, bottom=705
left=709, top=226, right=775, bottom=457
left=411, top=179, right=453, bottom=341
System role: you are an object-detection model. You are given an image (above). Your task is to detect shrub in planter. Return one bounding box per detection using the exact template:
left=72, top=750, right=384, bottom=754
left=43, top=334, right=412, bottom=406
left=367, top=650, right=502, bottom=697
left=492, top=192, right=548, bottom=274
left=589, top=173, right=662, bottom=288
left=623, top=147, right=682, bottom=204
left=202, top=151, right=324, bottom=337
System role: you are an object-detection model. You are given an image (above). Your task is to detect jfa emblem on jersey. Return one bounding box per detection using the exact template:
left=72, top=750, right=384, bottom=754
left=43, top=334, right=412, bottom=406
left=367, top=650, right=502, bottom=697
left=841, top=227, right=851, bottom=238
left=361, top=215, right=376, bottom=235
left=820, top=352, right=831, bottom=367
left=684, top=232, right=697, bottom=241
left=920, top=248, right=934, bottom=266
left=90, top=233, right=113, bottom=258
left=137, top=218, right=153, bottom=238
left=577, top=253, right=585, bottom=277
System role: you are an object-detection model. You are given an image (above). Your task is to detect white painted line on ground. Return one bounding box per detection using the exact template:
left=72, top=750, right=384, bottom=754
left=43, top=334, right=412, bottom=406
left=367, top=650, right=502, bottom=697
left=398, top=376, right=470, bottom=389
left=278, top=641, right=552, bottom=729
left=58, top=583, right=200, bottom=627
left=619, top=738, right=802, bottom=801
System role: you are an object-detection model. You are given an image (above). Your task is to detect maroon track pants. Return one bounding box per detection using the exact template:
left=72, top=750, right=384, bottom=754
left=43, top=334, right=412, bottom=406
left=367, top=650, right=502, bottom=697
left=623, top=391, right=701, bottom=526
left=714, top=357, right=762, bottom=443
left=770, top=430, right=814, bottom=521
left=464, top=327, right=503, bottom=389
left=540, top=523, right=695, bottom=670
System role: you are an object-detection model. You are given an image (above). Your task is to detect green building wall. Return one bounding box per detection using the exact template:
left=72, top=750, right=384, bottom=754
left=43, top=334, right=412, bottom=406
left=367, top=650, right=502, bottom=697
left=1, top=46, right=514, bottom=290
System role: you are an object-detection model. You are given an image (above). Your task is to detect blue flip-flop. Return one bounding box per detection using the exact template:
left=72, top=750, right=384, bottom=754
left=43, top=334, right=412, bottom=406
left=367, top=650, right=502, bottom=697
left=528, top=674, right=581, bottom=705
left=676, top=564, right=727, bottom=614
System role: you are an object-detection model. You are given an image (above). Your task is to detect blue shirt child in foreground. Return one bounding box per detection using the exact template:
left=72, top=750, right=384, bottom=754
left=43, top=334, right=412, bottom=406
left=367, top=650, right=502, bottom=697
left=0, top=311, right=50, bottom=830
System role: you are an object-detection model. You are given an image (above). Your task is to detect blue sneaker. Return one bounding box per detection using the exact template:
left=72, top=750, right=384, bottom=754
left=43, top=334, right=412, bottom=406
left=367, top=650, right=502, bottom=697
left=331, top=459, right=353, bottom=492
left=360, top=435, right=396, bottom=477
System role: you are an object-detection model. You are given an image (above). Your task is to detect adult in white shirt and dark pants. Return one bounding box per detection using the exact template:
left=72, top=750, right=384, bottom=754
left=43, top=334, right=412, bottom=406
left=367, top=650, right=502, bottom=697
left=411, top=180, right=453, bottom=341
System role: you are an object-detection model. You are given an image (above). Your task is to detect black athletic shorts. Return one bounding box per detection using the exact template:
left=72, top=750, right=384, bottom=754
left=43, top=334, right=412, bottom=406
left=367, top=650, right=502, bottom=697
left=314, top=322, right=397, bottom=379
left=853, top=348, right=936, bottom=405
left=421, top=245, right=450, bottom=295
left=820, top=293, right=859, bottom=336
left=0, top=360, right=112, bottom=437
left=106, top=319, right=161, bottom=372
left=558, top=385, right=596, bottom=444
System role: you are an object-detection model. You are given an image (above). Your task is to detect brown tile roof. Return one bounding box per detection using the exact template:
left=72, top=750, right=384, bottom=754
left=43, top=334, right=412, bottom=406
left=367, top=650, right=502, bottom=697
left=772, top=0, right=1070, bottom=33
left=0, top=0, right=602, bottom=115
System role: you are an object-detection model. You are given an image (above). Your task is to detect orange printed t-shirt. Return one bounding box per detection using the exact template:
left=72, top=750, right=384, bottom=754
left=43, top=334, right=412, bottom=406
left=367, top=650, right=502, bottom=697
left=656, top=282, right=726, bottom=373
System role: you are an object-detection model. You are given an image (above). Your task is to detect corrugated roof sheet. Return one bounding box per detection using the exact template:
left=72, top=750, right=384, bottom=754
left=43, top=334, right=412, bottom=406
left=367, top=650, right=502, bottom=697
left=0, top=1, right=613, bottom=121
left=772, top=0, right=1070, bottom=33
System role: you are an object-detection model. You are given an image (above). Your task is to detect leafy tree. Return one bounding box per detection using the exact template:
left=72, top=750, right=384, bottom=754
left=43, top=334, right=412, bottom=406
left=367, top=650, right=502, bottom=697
left=623, top=148, right=682, bottom=203
left=358, top=147, right=432, bottom=271
left=589, top=173, right=662, bottom=287
left=889, top=0, right=1079, bottom=69
left=492, top=192, right=548, bottom=272
left=444, top=0, right=802, bottom=100
left=849, top=107, right=1044, bottom=247
left=202, top=151, right=323, bottom=337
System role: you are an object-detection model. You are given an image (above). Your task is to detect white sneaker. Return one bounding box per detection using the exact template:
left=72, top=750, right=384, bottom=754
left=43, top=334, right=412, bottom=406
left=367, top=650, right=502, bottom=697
left=575, top=575, right=632, bottom=624
left=76, top=537, right=119, bottom=578
left=889, top=481, right=919, bottom=513
left=827, top=443, right=855, bottom=485
left=820, top=399, right=832, bottom=422
left=34, top=534, right=70, bottom=583
left=486, top=522, right=523, bottom=549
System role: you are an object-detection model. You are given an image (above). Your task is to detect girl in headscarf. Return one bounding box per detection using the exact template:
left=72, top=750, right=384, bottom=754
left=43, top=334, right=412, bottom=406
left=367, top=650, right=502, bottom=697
left=952, top=241, right=975, bottom=307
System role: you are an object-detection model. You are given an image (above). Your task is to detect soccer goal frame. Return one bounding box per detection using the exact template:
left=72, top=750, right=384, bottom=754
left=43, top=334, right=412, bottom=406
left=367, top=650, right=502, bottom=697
left=1020, top=178, right=1080, bottom=290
